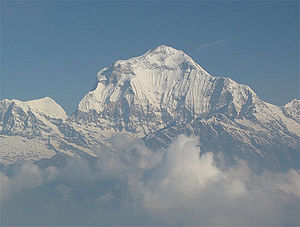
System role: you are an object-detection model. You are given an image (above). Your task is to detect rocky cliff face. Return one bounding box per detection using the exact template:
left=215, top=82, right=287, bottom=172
left=1, top=45, right=299, bottom=170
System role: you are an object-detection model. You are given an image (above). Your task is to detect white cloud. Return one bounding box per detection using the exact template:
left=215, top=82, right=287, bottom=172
left=0, top=164, right=45, bottom=202
left=96, top=192, right=114, bottom=204
left=55, top=184, right=72, bottom=201
left=0, top=135, right=299, bottom=226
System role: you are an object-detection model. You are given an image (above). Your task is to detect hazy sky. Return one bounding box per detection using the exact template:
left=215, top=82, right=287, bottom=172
left=1, top=1, right=299, bottom=114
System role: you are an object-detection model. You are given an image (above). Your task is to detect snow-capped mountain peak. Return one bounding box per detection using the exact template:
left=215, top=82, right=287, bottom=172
left=75, top=45, right=259, bottom=136
left=98, top=45, right=206, bottom=79
left=143, top=45, right=201, bottom=69
left=283, top=99, right=300, bottom=122
left=145, top=45, right=190, bottom=61
left=1, top=97, right=67, bottom=120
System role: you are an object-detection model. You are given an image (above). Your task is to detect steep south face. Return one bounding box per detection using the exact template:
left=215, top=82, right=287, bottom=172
left=74, top=45, right=259, bottom=136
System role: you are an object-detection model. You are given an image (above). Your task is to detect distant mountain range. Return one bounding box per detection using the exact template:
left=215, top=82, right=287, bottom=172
left=1, top=45, right=299, bottom=171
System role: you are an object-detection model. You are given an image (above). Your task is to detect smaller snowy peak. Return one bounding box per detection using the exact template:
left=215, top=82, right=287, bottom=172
left=0, top=97, right=67, bottom=120
left=285, top=99, right=300, bottom=109
left=283, top=99, right=300, bottom=122
left=23, top=97, right=68, bottom=120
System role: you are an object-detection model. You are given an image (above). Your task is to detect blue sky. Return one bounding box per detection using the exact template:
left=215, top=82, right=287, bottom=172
left=1, top=1, right=299, bottom=114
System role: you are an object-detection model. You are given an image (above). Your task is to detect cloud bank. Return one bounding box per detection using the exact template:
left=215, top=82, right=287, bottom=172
left=1, top=135, right=299, bottom=226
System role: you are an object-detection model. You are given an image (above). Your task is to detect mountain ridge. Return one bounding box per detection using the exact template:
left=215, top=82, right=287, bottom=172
left=0, top=45, right=299, bottom=170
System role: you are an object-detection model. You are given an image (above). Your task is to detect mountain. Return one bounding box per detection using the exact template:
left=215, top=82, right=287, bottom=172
left=0, top=97, right=96, bottom=164
left=1, top=45, right=299, bottom=171
left=73, top=45, right=261, bottom=136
